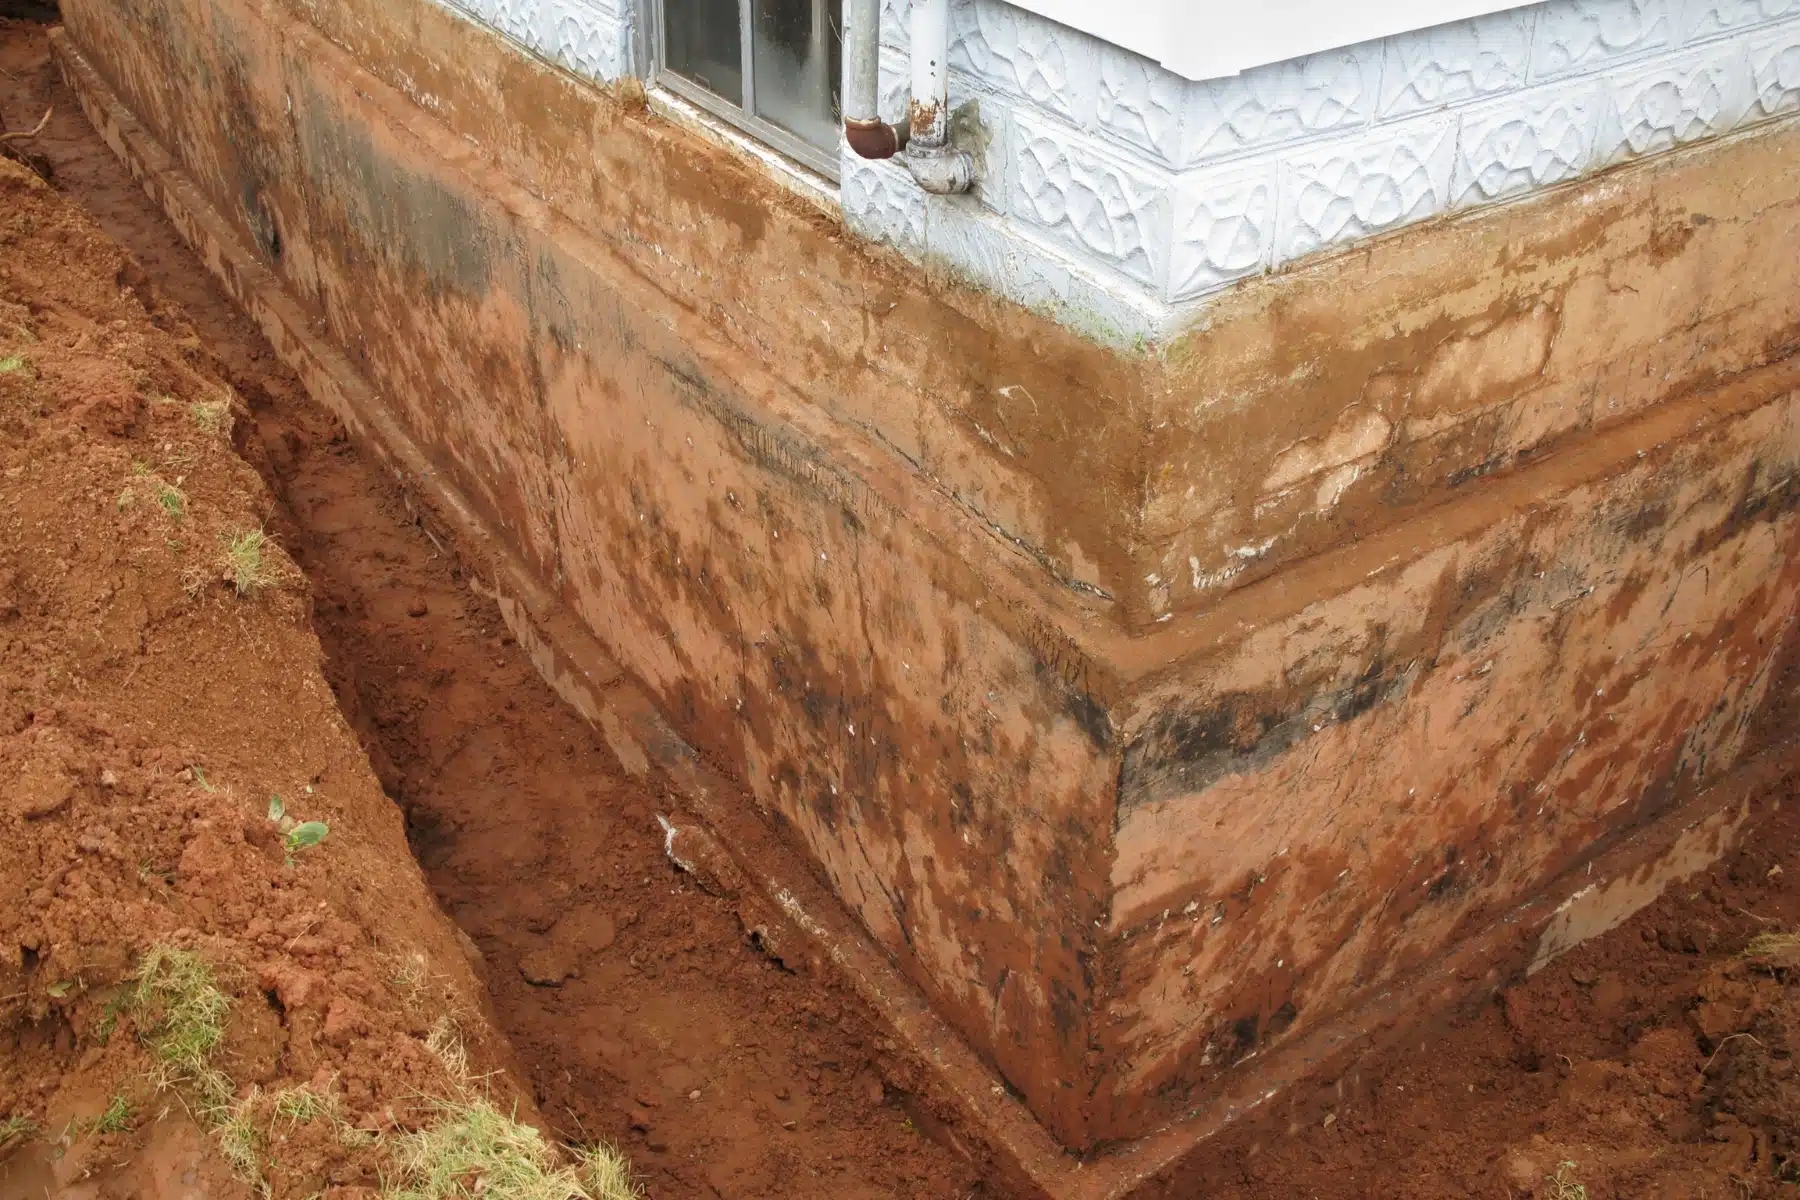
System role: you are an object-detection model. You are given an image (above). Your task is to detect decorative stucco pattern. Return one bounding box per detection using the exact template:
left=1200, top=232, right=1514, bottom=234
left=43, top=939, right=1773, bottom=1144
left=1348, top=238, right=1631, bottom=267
left=432, top=0, right=1800, bottom=348
left=437, top=0, right=636, bottom=83
left=850, top=0, right=1800, bottom=345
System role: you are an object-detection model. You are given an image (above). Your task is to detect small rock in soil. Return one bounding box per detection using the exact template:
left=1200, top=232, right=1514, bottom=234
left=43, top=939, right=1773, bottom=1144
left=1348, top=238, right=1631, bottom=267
left=408, top=599, right=428, bottom=617
left=16, top=756, right=74, bottom=819
left=519, top=946, right=578, bottom=986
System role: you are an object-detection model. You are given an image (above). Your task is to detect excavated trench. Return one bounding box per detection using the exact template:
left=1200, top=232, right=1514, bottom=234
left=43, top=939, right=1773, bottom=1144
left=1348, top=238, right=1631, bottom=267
left=24, top=14, right=1800, bottom=1200
left=0, top=20, right=984, bottom=1200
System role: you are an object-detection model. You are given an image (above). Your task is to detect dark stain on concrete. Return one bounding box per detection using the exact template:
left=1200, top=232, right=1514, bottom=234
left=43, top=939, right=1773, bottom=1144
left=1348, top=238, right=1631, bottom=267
left=1119, top=659, right=1416, bottom=818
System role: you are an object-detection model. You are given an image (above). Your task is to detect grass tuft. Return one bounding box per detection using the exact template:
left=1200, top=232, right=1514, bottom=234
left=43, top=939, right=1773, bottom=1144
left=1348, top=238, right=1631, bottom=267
left=576, top=1143, right=639, bottom=1200
left=0, top=1113, right=35, bottom=1149
left=191, top=398, right=230, bottom=434
left=156, top=482, right=185, bottom=521
left=93, top=1095, right=133, bottom=1135
left=0, top=353, right=28, bottom=373
left=1546, top=1160, right=1588, bottom=1200
left=221, top=527, right=283, bottom=597
left=385, top=1098, right=638, bottom=1200
left=1744, top=930, right=1800, bottom=959
left=271, top=1081, right=345, bottom=1131
left=215, top=1089, right=265, bottom=1188
left=425, top=1015, right=470, bottom=1084
left=131, top=944, right=232, bottom=1112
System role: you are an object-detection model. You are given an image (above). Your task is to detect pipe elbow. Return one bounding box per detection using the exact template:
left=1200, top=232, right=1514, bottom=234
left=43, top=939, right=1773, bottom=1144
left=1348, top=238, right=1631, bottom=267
left=845, top=117, right=909, bottom=160
left=903, top=144, right=974, bottom=195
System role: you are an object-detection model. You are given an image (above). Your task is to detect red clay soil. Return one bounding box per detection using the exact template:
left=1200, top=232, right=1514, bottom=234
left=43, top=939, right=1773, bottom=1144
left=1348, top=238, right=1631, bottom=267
left=10, top=16, right=1800, bottom=1200
left=0, top=123, right=501, bottom=1198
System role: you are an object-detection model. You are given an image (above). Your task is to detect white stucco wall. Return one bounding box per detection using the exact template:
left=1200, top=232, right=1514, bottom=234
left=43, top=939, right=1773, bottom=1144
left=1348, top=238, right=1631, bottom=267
left=438, top=0, right=639, bottom=84
left=438, top=0, right=1800, bottom=348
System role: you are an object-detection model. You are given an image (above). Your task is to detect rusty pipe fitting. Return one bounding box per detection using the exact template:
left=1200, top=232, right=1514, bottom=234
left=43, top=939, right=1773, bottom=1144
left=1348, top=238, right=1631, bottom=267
left=845, top=116, right=910, bottom=160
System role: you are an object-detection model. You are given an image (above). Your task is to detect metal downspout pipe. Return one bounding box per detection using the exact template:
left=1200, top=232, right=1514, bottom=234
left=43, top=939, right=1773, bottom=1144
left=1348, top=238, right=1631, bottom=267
left=843, top=0, right=907, bottom=158
left=843, top=0, right=973, bottom=194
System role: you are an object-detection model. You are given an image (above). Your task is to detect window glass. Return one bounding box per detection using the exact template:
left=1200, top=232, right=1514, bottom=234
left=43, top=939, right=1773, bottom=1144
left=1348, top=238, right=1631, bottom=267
left=751, top=0, right=841, bottom=151
left=665, top=0, right=743, bottom=105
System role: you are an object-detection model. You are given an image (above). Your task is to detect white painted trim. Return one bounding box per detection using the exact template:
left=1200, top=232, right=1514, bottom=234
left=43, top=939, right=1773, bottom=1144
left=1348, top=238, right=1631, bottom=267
left=1004, top=0, right=1543, bottom=80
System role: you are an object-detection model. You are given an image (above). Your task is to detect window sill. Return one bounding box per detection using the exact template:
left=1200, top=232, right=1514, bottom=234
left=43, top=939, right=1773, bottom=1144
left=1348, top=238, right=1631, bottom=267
left=646, top=84, right=841, bottom=219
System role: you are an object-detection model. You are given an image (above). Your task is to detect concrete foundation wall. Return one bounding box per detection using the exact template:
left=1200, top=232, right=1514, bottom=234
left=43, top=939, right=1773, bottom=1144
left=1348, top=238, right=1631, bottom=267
left=62, top=0, right=1800, bottom=1155
left=60, top=0, right=1129, bottom=1145
left=1105, top=373, right=1800, bottom=1129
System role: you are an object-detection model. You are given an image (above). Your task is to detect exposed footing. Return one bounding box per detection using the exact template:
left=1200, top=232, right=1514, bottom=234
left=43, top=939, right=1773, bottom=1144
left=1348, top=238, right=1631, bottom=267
left=51, top=25, right=1800, bottom=1198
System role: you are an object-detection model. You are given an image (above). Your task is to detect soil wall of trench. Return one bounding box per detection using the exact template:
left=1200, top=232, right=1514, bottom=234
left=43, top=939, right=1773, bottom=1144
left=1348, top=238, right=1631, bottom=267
left=0, top=133, right=517, bottom=1196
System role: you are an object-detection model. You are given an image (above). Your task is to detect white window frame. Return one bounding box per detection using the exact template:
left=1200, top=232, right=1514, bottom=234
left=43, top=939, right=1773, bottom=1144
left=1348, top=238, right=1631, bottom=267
left=641, top=0, right=843, bottom=181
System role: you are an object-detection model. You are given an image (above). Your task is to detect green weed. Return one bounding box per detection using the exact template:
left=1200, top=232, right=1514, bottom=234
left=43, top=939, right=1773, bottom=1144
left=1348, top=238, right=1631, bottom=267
left=156, top=483, right=185, bottom=521
left=285, top=821, right=329, bottom=856
left=0, top=1114, right=35, bottom=1149
left=94, top=1095, right=133, bottom=1135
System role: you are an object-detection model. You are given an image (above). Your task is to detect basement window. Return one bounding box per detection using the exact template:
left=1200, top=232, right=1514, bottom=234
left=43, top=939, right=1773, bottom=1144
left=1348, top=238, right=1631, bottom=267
left=653, top=0, right=844, bottom=179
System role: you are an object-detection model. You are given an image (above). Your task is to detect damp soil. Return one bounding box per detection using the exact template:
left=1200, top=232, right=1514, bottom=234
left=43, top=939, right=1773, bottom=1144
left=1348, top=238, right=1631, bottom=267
left=11, top=15, right=1800, bottom=1200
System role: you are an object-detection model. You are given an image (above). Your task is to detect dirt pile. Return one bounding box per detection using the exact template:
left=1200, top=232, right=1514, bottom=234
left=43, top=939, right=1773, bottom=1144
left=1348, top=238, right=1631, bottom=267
left=0, top=150, right=564, bottom=1196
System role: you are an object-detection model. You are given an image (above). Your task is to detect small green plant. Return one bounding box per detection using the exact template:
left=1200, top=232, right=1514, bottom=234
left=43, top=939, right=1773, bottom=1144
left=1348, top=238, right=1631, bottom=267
left=222, top=528, right=282, bottom=597
left=93, top=1095, right=133, bottom=1135
left=0, top=1114, right=35, bottom=1149
left=1546, top=1160, right=1588, bottom=1200
left=267, top=794, right=329, bottom=863
left=0, top=354, right=28, bottom=373
left=46, top=979, right=73, bottom=998
left=286, top=822, right=329, bottom=855
left=156, top=483, right=185, bottom=521
left=130, top=945, right=232, bottom=1112
left=94, top=990, right=128, bottom=1045
left=190, top=399, right=230, bottom=433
